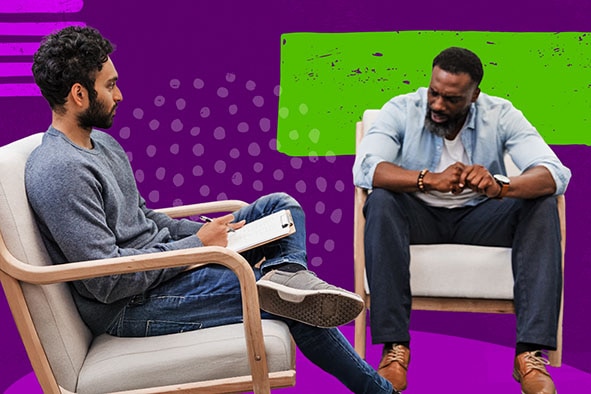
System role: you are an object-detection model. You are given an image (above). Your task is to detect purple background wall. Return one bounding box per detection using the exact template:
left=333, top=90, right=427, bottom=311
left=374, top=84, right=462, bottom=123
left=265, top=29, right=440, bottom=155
left=1, top=0, right=590, bottom=391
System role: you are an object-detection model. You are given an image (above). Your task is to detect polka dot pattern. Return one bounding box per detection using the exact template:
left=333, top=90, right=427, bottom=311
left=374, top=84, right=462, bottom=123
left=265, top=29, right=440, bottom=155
left=121, top=72, right=352, bottom=269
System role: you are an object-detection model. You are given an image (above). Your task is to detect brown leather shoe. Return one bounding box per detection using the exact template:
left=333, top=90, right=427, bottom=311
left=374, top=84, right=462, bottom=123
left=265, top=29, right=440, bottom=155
left=378, top=344, right=410, bottom=391
left=513, top=351, right=557, bottom=394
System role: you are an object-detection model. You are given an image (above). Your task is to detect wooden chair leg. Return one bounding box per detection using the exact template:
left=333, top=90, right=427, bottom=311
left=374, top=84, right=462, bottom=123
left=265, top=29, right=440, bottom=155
left=354, top=307, right=367, bottom=359
left=548, top=300, right=563, bottom=367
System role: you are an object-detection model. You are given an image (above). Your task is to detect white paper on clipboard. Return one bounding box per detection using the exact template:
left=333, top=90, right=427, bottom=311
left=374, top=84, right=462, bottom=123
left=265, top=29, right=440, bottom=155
left=226, top=209, right=296, bottom=252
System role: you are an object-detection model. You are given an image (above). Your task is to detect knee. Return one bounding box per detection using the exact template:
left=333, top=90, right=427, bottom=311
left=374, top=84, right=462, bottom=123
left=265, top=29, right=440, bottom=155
left=264, top=192, right=302, bottom=210
left=527, top=195, right=558, bottom=216
left=520, top=195, right=560, bottom=229
left=540, top=195, right=558, bottom=210
left=363, top=188, right=403, bottom=216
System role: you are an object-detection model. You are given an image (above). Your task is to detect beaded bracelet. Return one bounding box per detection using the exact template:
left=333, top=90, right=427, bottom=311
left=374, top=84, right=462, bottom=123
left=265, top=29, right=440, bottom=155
left=417, top=169, right=428, bottom=193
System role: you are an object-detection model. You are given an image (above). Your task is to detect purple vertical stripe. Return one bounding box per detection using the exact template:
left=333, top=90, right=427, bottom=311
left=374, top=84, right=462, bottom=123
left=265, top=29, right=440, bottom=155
left=0, top=22, right=86, bottom=35
left=0, top=0, right=83, bottom=13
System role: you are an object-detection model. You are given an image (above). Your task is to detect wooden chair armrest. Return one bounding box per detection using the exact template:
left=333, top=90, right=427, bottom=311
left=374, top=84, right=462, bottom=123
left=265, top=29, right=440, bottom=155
left=0, top=243, right=248, bottom=285
left=1, top=199, right=251, bottom=285
left=155, top=200, right=249, bottom=218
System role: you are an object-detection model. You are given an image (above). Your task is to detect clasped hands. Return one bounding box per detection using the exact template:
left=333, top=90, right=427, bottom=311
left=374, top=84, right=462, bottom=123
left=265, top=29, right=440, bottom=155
left=425, top=162, right=502, bottom=198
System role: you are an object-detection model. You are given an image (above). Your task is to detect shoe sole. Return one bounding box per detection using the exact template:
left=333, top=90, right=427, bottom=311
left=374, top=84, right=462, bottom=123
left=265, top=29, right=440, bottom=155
left=519, top=391, right=557, bottom=394
left=257, top=279, right=364, bottom=327
left=514, top=372, right=557, bottom=394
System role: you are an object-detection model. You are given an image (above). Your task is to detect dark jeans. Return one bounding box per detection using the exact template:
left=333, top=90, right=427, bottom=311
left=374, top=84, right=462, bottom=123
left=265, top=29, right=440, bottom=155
left=363, top=189, right=562, bottom=350
left=106, top=192, right=393, bottom=394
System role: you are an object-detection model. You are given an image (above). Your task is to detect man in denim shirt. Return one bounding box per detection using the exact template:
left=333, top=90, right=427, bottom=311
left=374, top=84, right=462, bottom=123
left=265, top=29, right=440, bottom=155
left=25, top=26, right=399, bottom=394
left=353, top=47, right=570, bottom=394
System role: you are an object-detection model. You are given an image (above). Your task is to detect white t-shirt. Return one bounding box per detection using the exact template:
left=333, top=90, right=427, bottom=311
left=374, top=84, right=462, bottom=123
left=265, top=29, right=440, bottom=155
left=415, top=130, right=478, bottom=208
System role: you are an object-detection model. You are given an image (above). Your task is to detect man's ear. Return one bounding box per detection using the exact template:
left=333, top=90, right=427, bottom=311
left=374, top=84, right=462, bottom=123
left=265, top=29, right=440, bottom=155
left=70, top=83, right=88, bottom=107
left=471, top=86, right=481, bottom=103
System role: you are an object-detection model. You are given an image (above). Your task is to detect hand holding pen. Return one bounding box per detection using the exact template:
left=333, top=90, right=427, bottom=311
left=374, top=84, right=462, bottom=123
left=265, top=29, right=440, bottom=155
left=200, top=215, right=238, bottom=232
left=196, top=213, right=245, bottom=247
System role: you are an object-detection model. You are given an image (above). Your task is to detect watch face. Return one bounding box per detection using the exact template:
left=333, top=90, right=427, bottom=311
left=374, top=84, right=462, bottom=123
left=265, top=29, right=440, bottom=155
left=494, top=174, right=510, bottom=184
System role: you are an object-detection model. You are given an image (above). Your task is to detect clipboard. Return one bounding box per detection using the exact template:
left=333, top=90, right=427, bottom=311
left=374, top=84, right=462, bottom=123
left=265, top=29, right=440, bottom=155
left=226, top=209, right=296, bottom=252
left=184, top=209, right=296, bottom=272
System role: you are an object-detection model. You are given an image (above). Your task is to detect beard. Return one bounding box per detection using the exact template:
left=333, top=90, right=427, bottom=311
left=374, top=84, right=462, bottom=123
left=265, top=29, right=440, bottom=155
left=424, top=106, right=469, bottom=138
left=77, top=97, right=116, bottom=130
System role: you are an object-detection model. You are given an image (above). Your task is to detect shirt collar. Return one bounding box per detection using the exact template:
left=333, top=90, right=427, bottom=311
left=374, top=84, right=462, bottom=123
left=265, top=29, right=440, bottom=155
left=466, top=103, right=477, bottom=130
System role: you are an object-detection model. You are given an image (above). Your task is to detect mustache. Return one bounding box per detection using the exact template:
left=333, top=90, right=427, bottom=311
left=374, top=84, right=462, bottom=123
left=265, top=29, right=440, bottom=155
left=427, top=106, right=446, bottom=117
left=424, top=108, right=456, bottom=138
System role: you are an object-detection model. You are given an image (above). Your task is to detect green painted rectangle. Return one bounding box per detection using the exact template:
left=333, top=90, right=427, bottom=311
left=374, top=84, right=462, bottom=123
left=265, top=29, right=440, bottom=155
left=277, top=31, right=591, bottom=156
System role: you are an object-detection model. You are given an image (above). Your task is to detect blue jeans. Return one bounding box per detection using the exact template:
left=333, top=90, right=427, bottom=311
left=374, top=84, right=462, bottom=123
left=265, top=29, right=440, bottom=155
left=107, top=193, right=393, bottom=394
left=363, top=189, right=562, bottom=350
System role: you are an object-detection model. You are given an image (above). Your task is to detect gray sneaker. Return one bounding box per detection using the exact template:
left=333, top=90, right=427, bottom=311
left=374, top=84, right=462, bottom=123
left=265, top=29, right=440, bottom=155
left=256, top=270, right=364, bottom=328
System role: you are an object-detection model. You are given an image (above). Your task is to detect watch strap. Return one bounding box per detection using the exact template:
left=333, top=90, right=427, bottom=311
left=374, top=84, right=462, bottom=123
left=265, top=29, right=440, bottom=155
left=495, top=180, right=509, bottom=199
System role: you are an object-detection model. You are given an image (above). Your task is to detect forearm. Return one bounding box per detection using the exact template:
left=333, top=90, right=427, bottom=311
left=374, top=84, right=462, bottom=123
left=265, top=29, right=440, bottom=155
left=142, top=200, right=202, bottom=239
left=149, top=212, right=202, bottom=240
left=74, top=265, right=187, bottom=304
left=505, top=166, right=557, bottom=199
left=372, top=162, right=424, bottom=193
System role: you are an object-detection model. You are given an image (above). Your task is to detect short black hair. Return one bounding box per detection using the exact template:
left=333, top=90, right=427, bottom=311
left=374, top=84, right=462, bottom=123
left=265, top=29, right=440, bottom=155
left=32, top=26, right=114, bottom=112
left=432, top=47, right=483, bottom=86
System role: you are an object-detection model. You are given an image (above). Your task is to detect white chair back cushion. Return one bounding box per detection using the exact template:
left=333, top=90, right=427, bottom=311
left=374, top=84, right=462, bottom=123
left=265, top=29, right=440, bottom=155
left=0, top=133, right=93, bottom=392
left=361, top=110, right=515, bottom=299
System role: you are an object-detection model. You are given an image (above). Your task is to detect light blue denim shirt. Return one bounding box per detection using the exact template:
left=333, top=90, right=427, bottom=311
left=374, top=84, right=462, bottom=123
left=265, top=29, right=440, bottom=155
left=353, top=88, right=571, bottom=206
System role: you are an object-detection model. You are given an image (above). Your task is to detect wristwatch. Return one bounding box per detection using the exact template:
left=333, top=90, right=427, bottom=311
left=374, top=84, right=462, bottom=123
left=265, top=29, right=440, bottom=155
left=493, top=174, right=510, bottom=199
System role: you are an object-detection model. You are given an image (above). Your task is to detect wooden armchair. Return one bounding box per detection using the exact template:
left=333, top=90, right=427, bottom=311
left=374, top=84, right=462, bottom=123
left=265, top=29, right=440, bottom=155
left=0, top=133, right=295, bottom=393
left=353, top=110, right=565, bottom=366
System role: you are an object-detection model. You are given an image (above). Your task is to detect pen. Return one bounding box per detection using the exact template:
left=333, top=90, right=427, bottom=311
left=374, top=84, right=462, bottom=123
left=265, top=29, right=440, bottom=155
left=199, top=215, right=235, bottom=232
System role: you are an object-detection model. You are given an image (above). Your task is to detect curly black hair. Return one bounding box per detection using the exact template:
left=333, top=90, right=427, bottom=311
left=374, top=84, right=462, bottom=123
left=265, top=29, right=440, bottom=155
left=432, top=47, right=483, bottom=86
left=32, top=26, right=114, bottom=112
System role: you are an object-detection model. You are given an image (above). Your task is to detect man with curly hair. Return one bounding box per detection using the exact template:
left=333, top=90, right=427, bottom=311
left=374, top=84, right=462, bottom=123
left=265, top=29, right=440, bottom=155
left=26, top=26, right=399, bottom=394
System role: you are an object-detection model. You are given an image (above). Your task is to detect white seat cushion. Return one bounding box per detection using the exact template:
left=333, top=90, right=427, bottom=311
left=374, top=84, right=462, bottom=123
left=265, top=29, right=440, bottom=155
left=410, top=244, right=513, bottom=299
left=77, top=320, right=293, bottom=394
left=365, top=244, right=514, bottom=300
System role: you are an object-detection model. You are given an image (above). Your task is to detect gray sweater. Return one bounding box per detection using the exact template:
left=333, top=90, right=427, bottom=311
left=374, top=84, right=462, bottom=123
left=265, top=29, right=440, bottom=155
left=25, top=126, right=204, bottom=334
